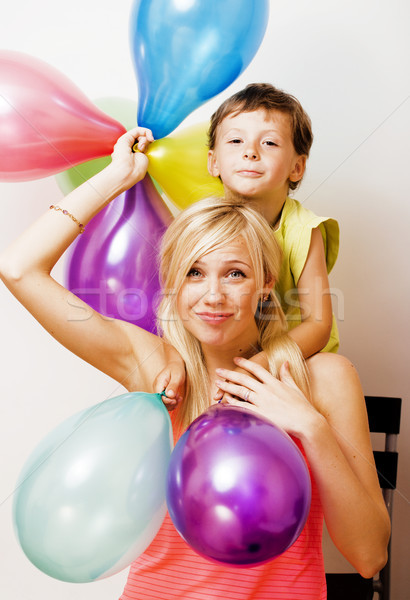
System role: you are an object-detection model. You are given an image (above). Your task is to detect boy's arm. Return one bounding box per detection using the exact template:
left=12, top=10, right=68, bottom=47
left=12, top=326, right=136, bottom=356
left=288, top=227, right=333, bottom=358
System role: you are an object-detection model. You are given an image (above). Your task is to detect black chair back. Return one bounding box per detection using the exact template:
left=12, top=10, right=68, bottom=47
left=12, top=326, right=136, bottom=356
left=326, top=396, right=402, bottom=600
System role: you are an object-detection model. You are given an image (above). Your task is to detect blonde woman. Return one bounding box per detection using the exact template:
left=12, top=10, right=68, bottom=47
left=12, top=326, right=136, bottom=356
left=0, top=129, right=390, bottom=600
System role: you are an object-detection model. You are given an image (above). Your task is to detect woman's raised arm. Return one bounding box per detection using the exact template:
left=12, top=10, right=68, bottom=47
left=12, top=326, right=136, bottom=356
left=0, top=128, right=173, bottom=393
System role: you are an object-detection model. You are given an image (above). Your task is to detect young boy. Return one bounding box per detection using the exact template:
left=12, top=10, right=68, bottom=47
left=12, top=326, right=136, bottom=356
left=207, top=83, right=339, bottom=359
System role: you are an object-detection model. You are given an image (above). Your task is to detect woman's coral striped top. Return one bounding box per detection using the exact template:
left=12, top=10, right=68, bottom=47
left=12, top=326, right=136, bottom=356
left=119, top=430, right=326, bottom=600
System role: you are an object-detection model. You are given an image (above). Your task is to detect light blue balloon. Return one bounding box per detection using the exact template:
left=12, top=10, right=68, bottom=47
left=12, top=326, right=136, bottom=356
left=13, top=392, right=173, bottom=582
left=130, top=0, right=270, bottom=139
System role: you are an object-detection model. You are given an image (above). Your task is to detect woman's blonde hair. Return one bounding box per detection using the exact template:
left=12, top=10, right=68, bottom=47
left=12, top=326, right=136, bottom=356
left=157, top=197, right=309, bottom=429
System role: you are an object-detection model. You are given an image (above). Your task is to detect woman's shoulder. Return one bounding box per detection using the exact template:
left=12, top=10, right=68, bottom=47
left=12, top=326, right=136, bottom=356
left=306, top=352, right=364, bottom=417
left=307, top=351, right=356, bottom=376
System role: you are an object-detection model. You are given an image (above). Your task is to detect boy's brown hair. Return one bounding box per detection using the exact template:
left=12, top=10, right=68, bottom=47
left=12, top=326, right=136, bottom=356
left=208, top=83, right=313, bottom=191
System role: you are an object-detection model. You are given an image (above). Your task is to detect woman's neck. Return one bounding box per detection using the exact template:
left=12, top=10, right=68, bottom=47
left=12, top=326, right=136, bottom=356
left=202, top=338, right=260, bottom=402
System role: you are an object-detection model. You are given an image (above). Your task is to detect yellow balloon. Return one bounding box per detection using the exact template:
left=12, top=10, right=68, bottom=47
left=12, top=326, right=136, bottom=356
left=146, top=123, right=224, bottom=210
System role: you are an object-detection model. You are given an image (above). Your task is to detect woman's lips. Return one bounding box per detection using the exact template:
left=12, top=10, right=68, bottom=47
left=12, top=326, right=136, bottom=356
left=195, top=312, right=234, bottom=323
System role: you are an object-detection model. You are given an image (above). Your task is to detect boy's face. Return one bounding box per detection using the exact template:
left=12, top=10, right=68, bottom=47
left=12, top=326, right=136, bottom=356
left=208, top=108, right=306, bottom=205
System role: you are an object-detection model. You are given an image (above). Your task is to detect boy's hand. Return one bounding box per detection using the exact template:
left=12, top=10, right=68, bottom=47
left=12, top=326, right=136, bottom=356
left=153, top=345, right=186, bottom=412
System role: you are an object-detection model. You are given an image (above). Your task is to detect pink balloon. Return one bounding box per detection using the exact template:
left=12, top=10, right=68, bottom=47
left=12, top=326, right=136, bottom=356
left=0, top=50, right=126, bottom=181
left=66, top=175, right=172, bottom=333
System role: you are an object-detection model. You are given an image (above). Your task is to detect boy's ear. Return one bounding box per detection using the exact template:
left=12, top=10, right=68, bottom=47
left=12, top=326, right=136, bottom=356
left=289, top=155, right=307, bottom=183
left=207, top=150, right=220, bottom=177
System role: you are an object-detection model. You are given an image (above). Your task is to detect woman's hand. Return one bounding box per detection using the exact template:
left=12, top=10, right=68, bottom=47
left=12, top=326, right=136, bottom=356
left=213, top=351, right=269, bottom=402
left=215, top=356, right=320, bottom=438
left=109, top=126, right=154, bottom=191
left=153, top=344, right=186, bottom=412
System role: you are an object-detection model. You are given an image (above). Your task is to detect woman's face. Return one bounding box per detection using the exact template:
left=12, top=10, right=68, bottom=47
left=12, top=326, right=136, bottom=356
left=176, top=236, right=264, bottom=354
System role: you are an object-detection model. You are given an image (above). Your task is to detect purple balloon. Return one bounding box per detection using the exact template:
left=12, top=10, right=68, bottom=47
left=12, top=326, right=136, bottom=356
left=66, top=175, right=171, bottom=333
left=166, top=404, right=311, bottom=566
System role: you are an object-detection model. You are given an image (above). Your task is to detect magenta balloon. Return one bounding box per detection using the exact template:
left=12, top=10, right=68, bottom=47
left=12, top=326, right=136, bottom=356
left=166, top=404, right=311, bottom=566
left=0, top=50, right=126, bottom=182
left=66, top=176, right=171, bottom=333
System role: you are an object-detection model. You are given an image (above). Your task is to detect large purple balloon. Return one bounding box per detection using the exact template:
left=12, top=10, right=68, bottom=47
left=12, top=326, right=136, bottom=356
left=167, top=404, right=311, bottom=566
left=66, top=175, right=172, bottom=333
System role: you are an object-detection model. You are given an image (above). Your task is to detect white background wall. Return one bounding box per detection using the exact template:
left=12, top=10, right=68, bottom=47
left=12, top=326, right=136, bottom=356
left=0, top=1, right=409, bottom=598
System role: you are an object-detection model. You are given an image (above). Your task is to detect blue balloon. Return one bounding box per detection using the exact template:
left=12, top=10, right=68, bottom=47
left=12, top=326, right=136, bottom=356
left=13, top=392, right=173, bottom=582
left=130, top=0, right=270, bottom=139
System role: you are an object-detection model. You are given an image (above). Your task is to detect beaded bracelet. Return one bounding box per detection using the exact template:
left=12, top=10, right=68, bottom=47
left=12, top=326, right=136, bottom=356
left=49, top=204, right=85, bottom=234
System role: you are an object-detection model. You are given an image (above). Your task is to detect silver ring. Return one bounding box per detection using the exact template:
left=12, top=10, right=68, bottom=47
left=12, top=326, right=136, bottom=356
left=244, top=390, right=250, bottom=402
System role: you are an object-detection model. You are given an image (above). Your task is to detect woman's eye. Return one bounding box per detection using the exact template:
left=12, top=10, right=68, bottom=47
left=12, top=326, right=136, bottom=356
left=187, top=268, right=202, bottom=278
left=227, top=270, right=246, bottom=279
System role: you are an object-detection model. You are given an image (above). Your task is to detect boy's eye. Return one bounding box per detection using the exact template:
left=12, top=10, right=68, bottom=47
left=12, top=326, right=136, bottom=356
left=228, top=138, right=242, bottom=144
left=264, top=140, right=278, bottom=146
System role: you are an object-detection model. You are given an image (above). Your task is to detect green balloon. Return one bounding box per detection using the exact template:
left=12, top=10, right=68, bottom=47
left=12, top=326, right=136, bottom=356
left=55, top=97, right=138, bottom=195
left=13, top=392, right=173, bottom=582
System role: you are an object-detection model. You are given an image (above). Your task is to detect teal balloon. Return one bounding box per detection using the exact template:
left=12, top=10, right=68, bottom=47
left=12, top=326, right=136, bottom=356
left=13, top=392, right=173, bottom=582
left=130, top=0, right=270, bottom=139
